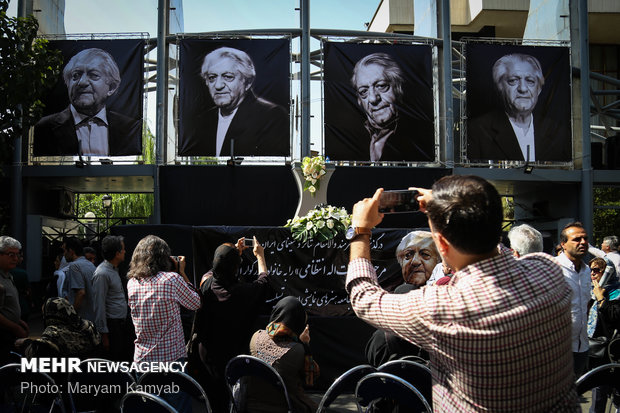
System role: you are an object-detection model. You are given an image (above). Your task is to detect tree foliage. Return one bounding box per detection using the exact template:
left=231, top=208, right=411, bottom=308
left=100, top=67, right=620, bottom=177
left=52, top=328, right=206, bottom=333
left=593, top=186, right=620, bottom=246
left=75, top=125, right=155, bottom=225
left=0, top=0, right=63, bottom=163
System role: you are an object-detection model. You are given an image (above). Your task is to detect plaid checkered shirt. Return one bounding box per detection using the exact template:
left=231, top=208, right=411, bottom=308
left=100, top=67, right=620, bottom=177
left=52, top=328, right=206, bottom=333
left=347, top=252, right=579, bottom=412
left=128, top=271, right=201, bottom=362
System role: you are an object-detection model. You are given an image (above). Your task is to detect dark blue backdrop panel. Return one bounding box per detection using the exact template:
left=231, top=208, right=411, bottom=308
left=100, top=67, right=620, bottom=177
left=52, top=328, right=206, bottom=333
left=327, top=166, right=450, bottom=228
left=160, top=165, right=299, bottom=226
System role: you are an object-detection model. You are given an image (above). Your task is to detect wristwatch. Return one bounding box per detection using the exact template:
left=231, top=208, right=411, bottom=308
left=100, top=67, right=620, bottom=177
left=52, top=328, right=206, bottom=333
left=346, top=226, right=372, bottom=240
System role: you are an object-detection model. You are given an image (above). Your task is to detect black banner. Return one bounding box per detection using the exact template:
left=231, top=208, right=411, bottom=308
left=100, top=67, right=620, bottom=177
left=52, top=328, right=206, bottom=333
left=324, top=42, right=435, bottom=162
left=466, top=44, right=571, bottom=162
left=32, top=39, right=144, bottom=157
left=192, top=226, right=419, bottom=316
left=178, top=39, right=291, bottom=157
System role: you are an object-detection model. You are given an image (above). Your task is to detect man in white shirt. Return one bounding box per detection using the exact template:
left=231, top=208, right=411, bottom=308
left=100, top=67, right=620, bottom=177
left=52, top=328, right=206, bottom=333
left=468, top=53, right=571, bottom=162
left=556, top=221, right=591, bottom=378
left=179, top=46, right=289, bottom=157
left=34, top=48, right=141, bottom=157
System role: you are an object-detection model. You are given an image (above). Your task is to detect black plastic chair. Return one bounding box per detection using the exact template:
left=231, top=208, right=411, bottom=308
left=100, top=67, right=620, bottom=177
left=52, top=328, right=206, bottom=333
left=355, top=372, right=432, bottom=413
left=138, top=370, right=212, bottom=412
left=68, top=358, right=136, bottom=412
left=0, top=362, right=68, bottom=413
left=378, top=359, right=433, bottom=405
left=224, top=355, right=293, bottom=413
left=576, top=363, right=620, bottom=395
left=120, top=391, right=177, bottom=413
left=316, top=364, right=376, bottom=413
left=398, top=355, right=430, bottom=367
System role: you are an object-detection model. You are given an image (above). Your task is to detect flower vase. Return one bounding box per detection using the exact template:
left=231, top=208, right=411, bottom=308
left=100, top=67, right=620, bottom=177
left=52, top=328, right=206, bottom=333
left=291, top=162, right=335, bottom=217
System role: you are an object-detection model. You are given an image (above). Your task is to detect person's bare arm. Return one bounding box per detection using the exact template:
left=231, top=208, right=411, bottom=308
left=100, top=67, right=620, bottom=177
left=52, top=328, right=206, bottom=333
left=73, top=288, right=86, bottom=311
left=253, top=236, right=268, bottom=273
left=350, top=188, right=384, bottom=262
left=0, top=313, right=27, bottom=338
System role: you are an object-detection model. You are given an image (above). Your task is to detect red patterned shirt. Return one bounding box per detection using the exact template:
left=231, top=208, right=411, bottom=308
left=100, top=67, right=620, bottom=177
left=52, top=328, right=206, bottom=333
left=347, top=252, right=579, bottom=412
left=128, top=271, right=201, bottom=362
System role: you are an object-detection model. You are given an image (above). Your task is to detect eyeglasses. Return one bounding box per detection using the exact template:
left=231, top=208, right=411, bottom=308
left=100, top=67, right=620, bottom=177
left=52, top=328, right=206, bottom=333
left=591, top=267, right=603, bottom=274
left=0, top=252, right=20, bottom=259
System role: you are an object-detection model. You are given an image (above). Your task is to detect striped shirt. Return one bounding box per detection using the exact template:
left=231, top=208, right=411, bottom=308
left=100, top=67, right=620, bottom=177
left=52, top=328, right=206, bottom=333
left=347, top=252, right=579, bottom=412
left=128, top=271, right=201, bottom=362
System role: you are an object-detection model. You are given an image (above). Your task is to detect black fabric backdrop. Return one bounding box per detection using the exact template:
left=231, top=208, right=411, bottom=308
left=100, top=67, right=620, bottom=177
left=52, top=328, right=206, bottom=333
left=465, top=44, right=571, bottom=161
left=111, top=224, right=430, bottom=388
left=33, top=39, right=144, bottom=156
left=177, top=38, right=291, bottom=156
left=159, top=165, right=449, bottom=228
left=323, top=42, right=435, bottom=161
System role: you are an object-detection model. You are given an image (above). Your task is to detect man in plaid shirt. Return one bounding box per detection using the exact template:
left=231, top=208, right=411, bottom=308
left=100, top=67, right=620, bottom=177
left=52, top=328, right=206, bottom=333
left=346, top=175, right=578, bottom=412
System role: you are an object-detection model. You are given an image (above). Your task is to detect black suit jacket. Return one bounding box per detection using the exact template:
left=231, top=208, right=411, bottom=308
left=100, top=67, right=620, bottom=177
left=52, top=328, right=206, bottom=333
left=467, top=110, right=571, bottom=162
left=326, top=111, right=434, bottom=162
left=33, top=106, right=142, bottom=156
left=179, top=91, right=289, bottom=157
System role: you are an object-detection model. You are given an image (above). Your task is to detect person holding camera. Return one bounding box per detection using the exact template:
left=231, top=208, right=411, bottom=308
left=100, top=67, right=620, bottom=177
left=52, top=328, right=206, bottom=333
left=127, top=235, right=200, bottom=413
left=127, top=235, right=200, bottom=363
left=192, top=236, right=276, bottom=412
left=345, top=175, right=577, bottom=412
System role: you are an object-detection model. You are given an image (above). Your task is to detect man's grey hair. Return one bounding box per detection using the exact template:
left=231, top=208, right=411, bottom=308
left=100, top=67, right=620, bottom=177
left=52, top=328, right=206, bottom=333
left=63, top=48, right=121, bottom=93
left=0, top=236, right=21, bottom=252
left=395, top=230, right=437, bottom=266
left=508, top=224, right=543, bottom=256
left=351, top=52, right=404, bottom=100
left=603, top=235, right=619, bottom=251
left=201, top=47, right=256, bottom=87
left=492, top=53, right=544, bottom=92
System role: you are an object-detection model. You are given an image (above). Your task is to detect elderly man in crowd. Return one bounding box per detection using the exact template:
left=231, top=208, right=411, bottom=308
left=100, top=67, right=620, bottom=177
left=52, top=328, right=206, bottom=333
left=468, top=53, right=570, bottom=162
left=395, top=230, right=439, bottom=287
left=351, top=52, right=434, bottom=162
left=590, top=235, right=620, bottom=274
left=508, top=223, right=544, bottom=257
left=0, top=236, right=29, bottom=364
left=182, top=46, right=288, bottom=157
left=345, top=175, right=577, bottom=412
left=33, top=48, right=141, bottom=157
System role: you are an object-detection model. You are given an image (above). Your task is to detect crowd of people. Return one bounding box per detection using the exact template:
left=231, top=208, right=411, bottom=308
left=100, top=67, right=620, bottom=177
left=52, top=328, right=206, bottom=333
left=1, top=175, right=620, bottom=412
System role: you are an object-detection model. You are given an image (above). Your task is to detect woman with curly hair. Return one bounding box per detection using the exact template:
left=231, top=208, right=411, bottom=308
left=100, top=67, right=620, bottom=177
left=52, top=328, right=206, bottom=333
left=127, top=235, right=201, bottom=364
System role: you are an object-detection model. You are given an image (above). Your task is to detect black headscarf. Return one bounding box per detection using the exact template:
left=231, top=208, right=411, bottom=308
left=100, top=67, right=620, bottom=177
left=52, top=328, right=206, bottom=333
left=211, top=244, right=241, bottom=287
left=269, top=296, right=307, bottom=337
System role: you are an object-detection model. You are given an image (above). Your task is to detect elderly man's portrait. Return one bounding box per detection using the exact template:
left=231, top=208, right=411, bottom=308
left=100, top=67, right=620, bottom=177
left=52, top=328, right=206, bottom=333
left=395, top=231, right=440, bottom=287
left=178, top=39, right=290, bottom=157
left=33, top=40, right=144, bottom=157
left=467, top=44, right=571, bottom=162
left=324, top=43, right=435, bottom=162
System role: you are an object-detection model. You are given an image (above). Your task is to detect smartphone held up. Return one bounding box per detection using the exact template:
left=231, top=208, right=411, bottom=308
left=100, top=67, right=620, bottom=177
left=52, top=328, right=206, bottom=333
left=378, top=190, right=420, bottom=214
left=244, top=238, right=254, bottom=247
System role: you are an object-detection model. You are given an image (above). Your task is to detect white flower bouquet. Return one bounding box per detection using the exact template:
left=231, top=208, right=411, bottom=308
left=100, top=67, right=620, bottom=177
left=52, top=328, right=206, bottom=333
left=285, top=204, right=352, bottom=242
left=301, top=155, right=326, bottom=195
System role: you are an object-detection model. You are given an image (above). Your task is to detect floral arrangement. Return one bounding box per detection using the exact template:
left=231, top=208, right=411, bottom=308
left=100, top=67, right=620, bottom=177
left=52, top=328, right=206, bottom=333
left=285, top=204, right=352, bottom=242
left=301, top=156, right=326, bottom=195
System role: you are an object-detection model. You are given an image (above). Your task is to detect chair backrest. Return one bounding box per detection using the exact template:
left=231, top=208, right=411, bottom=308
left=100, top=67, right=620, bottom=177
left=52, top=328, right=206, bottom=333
left=68, top=358, right=136, bottom=412
left=398, top=355, right=430, bottom=366
left=224, top=355, right=293, bottom=413
left=138, top=370, right=212, bottom=412
left=378, top=359, right=433, bottom=404
left=120, top=390, right=177, bottom=413
left=316, top=364, right=376, bottom=413
left=576, top=362, right=620, bottom=395
left=0, top=363, right=67, bottom=413
left=355, top=372, right=432, bottom=413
